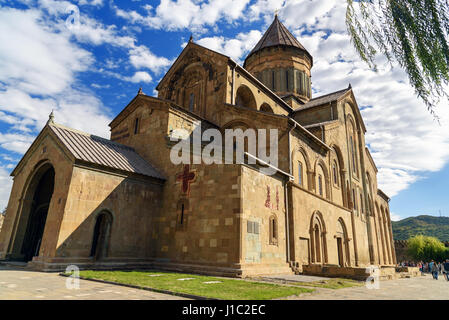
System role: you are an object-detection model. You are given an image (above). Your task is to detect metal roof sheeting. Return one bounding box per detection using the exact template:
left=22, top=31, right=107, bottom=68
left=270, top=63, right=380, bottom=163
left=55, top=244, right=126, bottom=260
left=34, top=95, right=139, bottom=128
left=293, top=88, right=351, bottom=112
left=49, top=123, right=165, bottom=180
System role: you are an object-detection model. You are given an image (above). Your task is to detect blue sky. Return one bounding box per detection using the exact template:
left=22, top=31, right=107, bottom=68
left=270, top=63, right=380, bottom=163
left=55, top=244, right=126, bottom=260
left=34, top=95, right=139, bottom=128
left=0, top=0, right=448, bottom=220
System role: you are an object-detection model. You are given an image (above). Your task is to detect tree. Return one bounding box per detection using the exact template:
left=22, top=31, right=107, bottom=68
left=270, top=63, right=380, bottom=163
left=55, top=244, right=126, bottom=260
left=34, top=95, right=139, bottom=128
left=346, top=0, right=449, bottom=117
left=407, top=235, right=448, bottom=261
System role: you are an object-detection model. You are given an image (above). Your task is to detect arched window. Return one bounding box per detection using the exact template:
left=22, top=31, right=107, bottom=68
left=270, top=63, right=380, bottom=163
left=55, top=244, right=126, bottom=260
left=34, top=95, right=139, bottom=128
left=269, top=215, right=278, bottom=245
left=235, top=85, right=257, bottom=109
left=318, top=175, right=323, bottom=196
left=350, top=136, right=356, bottom=171
left=332, top=161, right=339, bottom=186
left=360, top=193, right=364, bottom=214
left=315, top=162, right=328, bottom=199
left=260, top=103, right=274, bottom=113
left=189, top=93, right=195, bottom=112
left=352, top=189, right=357, bottom=212
left=298, top=161, right=303, bottom=186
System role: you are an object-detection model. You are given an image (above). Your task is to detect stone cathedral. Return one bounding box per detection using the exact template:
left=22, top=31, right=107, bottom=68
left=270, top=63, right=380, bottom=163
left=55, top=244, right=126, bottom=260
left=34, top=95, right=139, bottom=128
left=0, top=16, right=396, bottom=278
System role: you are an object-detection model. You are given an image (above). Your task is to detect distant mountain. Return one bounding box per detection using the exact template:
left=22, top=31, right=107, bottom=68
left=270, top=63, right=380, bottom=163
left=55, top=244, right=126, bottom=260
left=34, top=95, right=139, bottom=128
left=392, top=215, right=449, bottom=241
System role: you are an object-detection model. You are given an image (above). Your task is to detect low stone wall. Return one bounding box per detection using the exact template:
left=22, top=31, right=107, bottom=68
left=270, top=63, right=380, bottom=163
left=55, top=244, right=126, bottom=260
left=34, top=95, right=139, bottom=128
left=395, top=266, right=421, bottom=278
left=302, top=264, right=373, bottom=281
left=379, top=266, right=396, bottom=280
left=301, top=264, right=414, bottom=281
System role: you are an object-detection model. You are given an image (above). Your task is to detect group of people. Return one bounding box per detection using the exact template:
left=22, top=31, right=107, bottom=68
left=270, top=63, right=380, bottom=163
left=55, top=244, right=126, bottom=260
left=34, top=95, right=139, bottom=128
left=399, top=261, right=417, bottom=267
left=416, top=260, right=449, bottom=280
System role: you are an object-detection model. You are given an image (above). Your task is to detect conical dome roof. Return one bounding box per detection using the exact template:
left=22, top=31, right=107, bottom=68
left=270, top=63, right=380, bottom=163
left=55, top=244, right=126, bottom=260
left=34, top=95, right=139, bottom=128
left=245, top=15, right=312, bottom=64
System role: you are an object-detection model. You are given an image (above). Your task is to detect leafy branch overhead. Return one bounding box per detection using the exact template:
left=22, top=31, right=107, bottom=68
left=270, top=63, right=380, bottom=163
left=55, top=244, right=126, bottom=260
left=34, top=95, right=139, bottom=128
left=346, top=0, right=449, bottom=117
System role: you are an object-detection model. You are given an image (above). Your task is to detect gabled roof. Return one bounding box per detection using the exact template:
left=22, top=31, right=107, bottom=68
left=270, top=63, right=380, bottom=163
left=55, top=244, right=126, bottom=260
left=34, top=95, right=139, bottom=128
left=48, top=123, right=165, bottom=180
left=292, top=86, right=367, bottom=133
left=245, top=15, right=312, bottom=63
left=155, top=41, right=228, bottom=91
left=293, top=87, right=351, bottom=111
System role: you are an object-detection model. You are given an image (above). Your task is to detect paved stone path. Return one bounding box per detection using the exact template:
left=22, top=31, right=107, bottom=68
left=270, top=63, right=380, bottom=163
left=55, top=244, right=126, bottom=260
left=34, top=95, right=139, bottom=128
left=0, top=266, right=187, bottom=300
left=2, top=266, right=449, bottom=300
left=293, top=274, right=449, bottom=300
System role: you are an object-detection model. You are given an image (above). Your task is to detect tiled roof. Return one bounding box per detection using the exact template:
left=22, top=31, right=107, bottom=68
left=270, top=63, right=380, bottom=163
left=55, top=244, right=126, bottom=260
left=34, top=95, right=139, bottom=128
left=246, top=15, right=310, bottom=59
left=293, top=88, right=351, bottom=112
left=49, top=123, right=165, bottom=180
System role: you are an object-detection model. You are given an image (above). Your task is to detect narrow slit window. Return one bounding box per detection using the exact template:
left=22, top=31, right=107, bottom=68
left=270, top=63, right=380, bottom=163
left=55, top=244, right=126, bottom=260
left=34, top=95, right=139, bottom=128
left=318, top=175, right=323, bottom=196
left=189, top=93, right=195, bottom=112
left=180, top=204, right=184, bottom=225
left=134, top=117, right=139, bottom=134
left=298, top=161, right=303, bottom=186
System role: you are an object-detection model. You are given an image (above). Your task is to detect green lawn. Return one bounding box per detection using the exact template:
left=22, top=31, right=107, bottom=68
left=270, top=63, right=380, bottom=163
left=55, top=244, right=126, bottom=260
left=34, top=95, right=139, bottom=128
left=75, top=270, right=314, bottom=300
left=288, top=278, right=364, bottom=289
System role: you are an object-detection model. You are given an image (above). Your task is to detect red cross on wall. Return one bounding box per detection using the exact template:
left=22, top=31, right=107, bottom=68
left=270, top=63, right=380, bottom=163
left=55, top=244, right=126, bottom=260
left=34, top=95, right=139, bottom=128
left=176, top=164, right=196, bottom=195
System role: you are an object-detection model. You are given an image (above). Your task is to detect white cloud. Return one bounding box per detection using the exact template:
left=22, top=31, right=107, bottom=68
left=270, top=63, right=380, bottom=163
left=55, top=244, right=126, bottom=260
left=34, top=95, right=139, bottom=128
left=0, top=8, right=92, bottom=96
left=0, top=166, right=13, bottom=211
left=112, top=0, right=251, bottom=32
left=0, top=7, right=112, bottom=137
left=126, top=71, right=153, bottom=83
left=196, top=30, right=262, bottom=63
left=77, top=0, right=104, bottom=6
left=389, top=212, right=402, bottom=222
left=129, top=46, right=172, bottom=74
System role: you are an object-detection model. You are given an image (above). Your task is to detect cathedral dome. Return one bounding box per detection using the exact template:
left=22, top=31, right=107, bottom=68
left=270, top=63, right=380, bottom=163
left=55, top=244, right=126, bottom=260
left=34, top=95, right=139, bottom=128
left=244, top=15, right=313, bottom=103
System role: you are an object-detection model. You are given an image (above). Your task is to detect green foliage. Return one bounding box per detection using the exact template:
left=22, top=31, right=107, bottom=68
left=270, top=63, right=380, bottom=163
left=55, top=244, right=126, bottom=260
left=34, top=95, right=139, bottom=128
left=346, top=0, right=449, bottom=117
left=392, top=215, right=449, bottom=241
left=407, top=235, right=449, bottom=261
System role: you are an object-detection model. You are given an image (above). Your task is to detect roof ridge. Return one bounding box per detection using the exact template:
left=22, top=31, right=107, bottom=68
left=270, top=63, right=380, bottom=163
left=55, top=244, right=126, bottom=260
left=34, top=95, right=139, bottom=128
left=309, top=87, right=350, bottom=101
left=49, top=122, right=135, bottom=151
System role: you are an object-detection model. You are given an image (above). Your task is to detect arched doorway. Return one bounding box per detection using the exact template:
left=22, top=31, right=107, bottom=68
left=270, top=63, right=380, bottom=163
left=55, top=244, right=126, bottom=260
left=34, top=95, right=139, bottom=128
left=19, top=165, right=55, bottom=262
left=90, top=211, right=113, bottom=260
left=336, top=218, right=350, bottom=267
left=309, top=212, right=327, bottom=264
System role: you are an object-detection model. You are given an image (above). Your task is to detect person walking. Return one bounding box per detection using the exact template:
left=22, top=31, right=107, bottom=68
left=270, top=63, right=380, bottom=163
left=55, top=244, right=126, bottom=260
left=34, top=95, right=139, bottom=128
left=431, top=260, right=439, bottom=280
left=443, top=260, right=449, bottom=281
